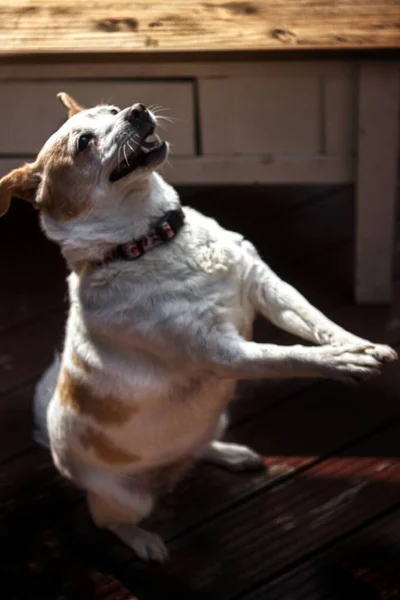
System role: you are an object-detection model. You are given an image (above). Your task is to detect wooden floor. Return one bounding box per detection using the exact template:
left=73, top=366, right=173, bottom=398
left=1, top=184, right=400, bottom=600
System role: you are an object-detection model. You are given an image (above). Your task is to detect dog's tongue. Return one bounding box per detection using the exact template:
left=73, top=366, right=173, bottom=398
left=142, top=133, right=160, bottom=150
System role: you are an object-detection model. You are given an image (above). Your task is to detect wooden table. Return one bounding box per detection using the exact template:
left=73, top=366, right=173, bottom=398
left=0, top=0, right=399, bottom=304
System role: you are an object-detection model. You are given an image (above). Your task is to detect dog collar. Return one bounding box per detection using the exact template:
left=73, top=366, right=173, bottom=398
left=95, top=207, right=185, bottom=267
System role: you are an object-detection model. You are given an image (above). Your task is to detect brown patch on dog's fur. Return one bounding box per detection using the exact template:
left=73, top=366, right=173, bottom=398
left=0, top=163, right=41, bottom=217
left=58, top=368, right=138, bottom=425
left=80, top=426, right=141, bottom=465
left=71, top=352, right=91, bottom=374
left=36, top=139, right=93, bottom=221
left=0, top=136, right=93, bottom=221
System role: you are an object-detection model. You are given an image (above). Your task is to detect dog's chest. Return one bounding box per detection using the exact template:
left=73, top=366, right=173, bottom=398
left=77, top=242, right=254, bottom=344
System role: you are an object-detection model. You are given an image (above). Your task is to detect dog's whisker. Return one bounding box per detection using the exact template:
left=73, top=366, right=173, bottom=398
left=148, top=104, right=163, bottom=112
left=152, top=106, right=171, bottom=113
left=156, top=116, right=175, bottom=125
left=123, top=144, right=130, bottom=167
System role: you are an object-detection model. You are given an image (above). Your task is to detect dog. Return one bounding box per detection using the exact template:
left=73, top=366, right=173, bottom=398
left=0, top=92, right=397, bottom=562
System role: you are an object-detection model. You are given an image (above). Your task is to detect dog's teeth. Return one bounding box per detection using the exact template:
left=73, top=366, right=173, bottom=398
left=142, top=134, right=160, bottom=149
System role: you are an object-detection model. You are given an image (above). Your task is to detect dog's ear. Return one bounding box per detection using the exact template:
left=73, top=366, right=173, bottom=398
left=57, top=92, right=85, bottom=118
left=0, top=163, right=41, bottom=217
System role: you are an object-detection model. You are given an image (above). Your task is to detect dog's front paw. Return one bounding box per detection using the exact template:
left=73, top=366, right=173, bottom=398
left=317, top=344, right=386, bottom=384
left=364, top=343, right=398, bottom=364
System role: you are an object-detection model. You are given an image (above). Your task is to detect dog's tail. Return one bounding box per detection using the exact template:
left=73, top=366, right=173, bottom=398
left=33, top=353, right=60, bottom=448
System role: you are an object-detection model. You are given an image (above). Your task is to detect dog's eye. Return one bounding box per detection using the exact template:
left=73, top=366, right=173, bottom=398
left=110, top=108, right=119, bottom=115
left=77, top=134, right=93, bottom=152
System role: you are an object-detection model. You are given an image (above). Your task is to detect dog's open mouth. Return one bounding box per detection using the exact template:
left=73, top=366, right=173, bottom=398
left=110, top=132, right=167, bottom=182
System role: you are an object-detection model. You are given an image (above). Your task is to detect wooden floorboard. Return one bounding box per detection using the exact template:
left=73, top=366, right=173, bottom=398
left=249, top=507, right=400, bottom=599
left=150, top=422, right=400, bottom=599
left=1, top=184, right=400, bottom=598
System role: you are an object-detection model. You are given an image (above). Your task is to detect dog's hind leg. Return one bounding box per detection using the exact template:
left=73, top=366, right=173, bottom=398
left=198, top=413, right=265, bottom=472
left=200, top=440, right=265, bottom=471
left=85, top=473, right=168, bottom=562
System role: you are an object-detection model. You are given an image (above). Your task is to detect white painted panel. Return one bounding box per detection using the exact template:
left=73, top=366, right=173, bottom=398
left=0, top=81, right=195, bottom=155
left=200, top=76, right=321, bottom=155
left=199, top=78, right=235, bottom=154
left=234, top=77, right=321, bottom=154
left=325, top=76, right=357, bottom=156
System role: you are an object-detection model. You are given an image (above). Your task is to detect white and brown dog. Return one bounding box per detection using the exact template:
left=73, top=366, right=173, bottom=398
left=0, top=93, right=397, bottom=561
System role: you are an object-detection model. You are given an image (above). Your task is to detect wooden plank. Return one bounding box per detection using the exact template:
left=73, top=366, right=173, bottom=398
left=0, top=1, right=398, bottom=56
left=355, top=62, right=400, bottom=304
left=0, top=80, right=195, bottom=156
left=151, top=422, right=400, bottom=599
left=199, top=76, right=321, bottom=155
left=247, top=506, right=400, bottom=599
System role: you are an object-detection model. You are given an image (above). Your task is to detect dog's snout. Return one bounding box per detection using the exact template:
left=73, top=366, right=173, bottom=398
left=126, top=103, right=151, bottom=124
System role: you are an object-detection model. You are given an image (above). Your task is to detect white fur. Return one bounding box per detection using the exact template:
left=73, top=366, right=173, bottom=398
left=30, top=101, right=397, bottom=561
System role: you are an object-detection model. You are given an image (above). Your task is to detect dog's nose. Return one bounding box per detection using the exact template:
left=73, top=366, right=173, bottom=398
left=126, top=103, right=151, bottom=124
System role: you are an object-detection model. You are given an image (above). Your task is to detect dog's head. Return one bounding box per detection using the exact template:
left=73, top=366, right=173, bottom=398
left=0, top=92, right=169, bottom=224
